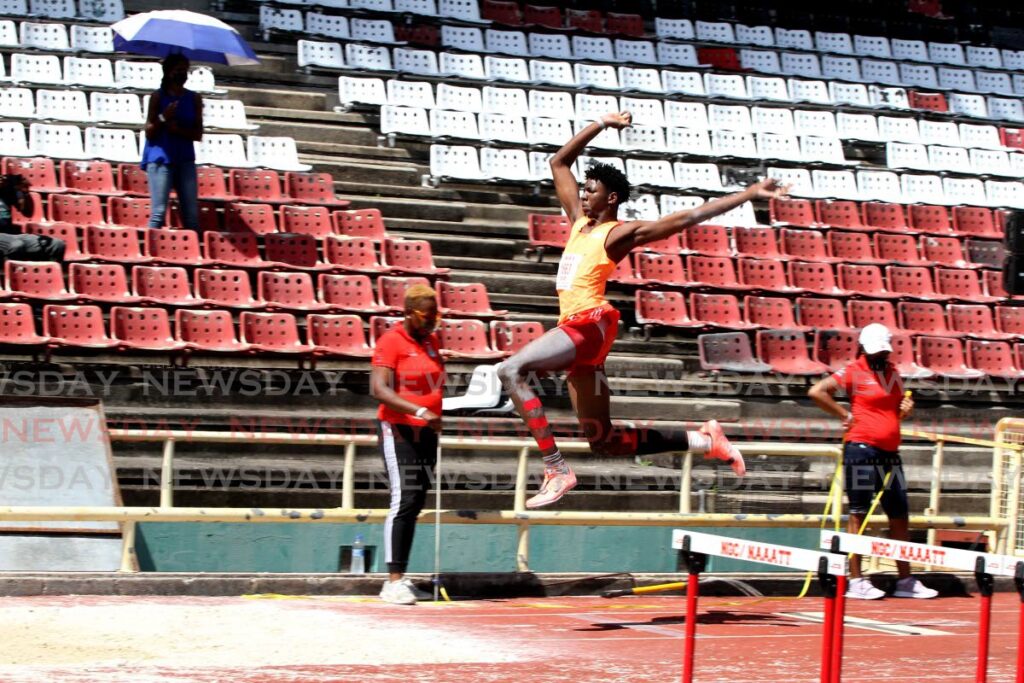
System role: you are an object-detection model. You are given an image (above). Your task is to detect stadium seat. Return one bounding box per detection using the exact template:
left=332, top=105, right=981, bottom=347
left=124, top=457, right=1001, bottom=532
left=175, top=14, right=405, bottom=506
left=952, top=207, right=1000, bottom=239
left=780, top=229, right=838, bottom=263
left=278, top=205, right=332, bottom=239
left=84, top=127, right=140, bottom=164
left=609, top=256, right=648, bottom=285
left=240, top=311, right=313, bottom=358
left=5, top=260, right=74, bottom=301
left=23, top=221, right=83, bottom=261
left=202, top=232, right=268, bottom=268
left=437, top=281, right=507, bottom=318
left=68, top=262, right=137, bottom=303
left=132, top=266, right=201, bottom=306
left=634, top=290, right=702, bottom=335
left=964, top=240, right=1005, bottom=269
left=11, top=53, right=63, bottom=86
left=377, top=276, right=430, bottom=310
left=698, top=331, right=772, bottom=373
left=886, top=266, right=950, bottom=301
left=756, top=329, right=830, bottom=376
left=34, top=88, right=87, bottom=122
left=318, top=274, right=390, bottom=313
left=690, top=293, right=759, bottom=330
left=769, top=197, right=817, bottom=227
left=71, top=25, right=114, bottom=53
left=966, top=340, right=1024, bottom=380
left=117, top=164, right=149, bottom=195
left=229, top=169, right=284, bottom=203
left=916, top=336, right=985, bottom=379
left=110, top=306, right=187, bottom=353
left=838, top=264, right=900, bottom=298
left=862, top=202, right=909, bottom=232
left=284, top=172, right=347, bottom=208
left=0, top=302, right=48, bottom=347
left=83, top=225, right=147, bottom=264
left=786, top=262, right=848, bottom=296
left=265, top=233, right=327, bottom=271
left=307, top=314, right=373, bottom=359
left=813, top=329, right=859, bottom=371
left=107, top=196, right=152, bottom=229
left=195, top=134, right=254, bottom=168
left=635, top=253, right=687, bottom=286
left=816, top=200, right=866, bottom=230
left=42, top=304, right=118, bottom=353
left=175, top=309, right=249, bottom=354
left=194, top=166, right=234, bottom=202
left=738, top=258, right=800, bottom=293
left=898, top=301, right=959, bottom=337
left=920, top=236, right=969, bottom=268
left=996, top=306, right=1024, bottom=335
left=907, top=204, right=954, bottom=235
left=796, top=297, right=848, bottom=329
left=490, top=320, right=544, bottom=355
left=333, top=208, right=387, bottom=242
left=982, top=270, right=1010, bottom=300
left=527, top=214, right=570, bottom=256
left=686, top=226, right=733, bottom=258
left=874, top=233, right=926, bottom=265
left=935, top=268, right=1000, bottom=303
left=49, top=193, right=103, bottom=224
left=949, top=304, right=1014, bottom=341
left=688, top=256, right=753, bottom=292
left=259, top=271, right=330, bottom=312
left=744, top=295, right=805, bottom=329
left=194, top=268, right=262, bottom=309
left=383, top=238, right=449, bottom=275
left=735, top=227, right=783, bottom=260
left=225, top=202, right=278, bottom=235
left=438, top=318, right=506, bottom=359
left=3, top=156, right=63, bottom=193
left=323, top=235, right=389, bottom=273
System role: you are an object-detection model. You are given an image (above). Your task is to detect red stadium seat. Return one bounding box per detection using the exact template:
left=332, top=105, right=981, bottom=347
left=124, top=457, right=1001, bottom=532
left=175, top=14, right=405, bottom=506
left=307, top=314, right=373, bottom=358
left=24, top=222, right=84, bottom=261
left=796, top=297, right=848, bottom=329
left=916, top=336, right=985, bottom=379
left=816, top=200, right=866, bottom=230
left=3, top=157, right=64, bottom=193
left=229, top=169, right=284, bottom=203
left=369, top=315, right=403, bottom=344
left=744, top=295, right=805, bottom=329
left=284, top=172, right=348, bottom=208
left=780, top=229, right=839, bottom=263
left=698, top=331, right=772, bottom=373
left=168, top=199, right=220, bottom=232
left=770, top=197, right=818, bottom=228
left=175, top=309, right=249, bottom=353
left=280, top=205, right=333, bottom=238
left=813, top=329, right=859, bottom=371
left=848, top=299, right=900, bottom=331
left=952, top=207, right=1000, bottom=239
left=608, top=255, right=648, bottom=285
left=690, top=293, right=759, bottom=330
left=324, top=235, right=390, bottom=273
left=523, top=4, right=562, bottom=28
left=996, top=305, right=1024, bottom=335
left=49, top=193, right=105, bottom=224
left=1001, top=128, right=1024, bottom=149
left=636, top=233, right=682, bottom=255
left=862, top=202, right=911, bottom=232
left=908, top=204, right=954, bottom=235
left=258, top=271, right=330, bottom=311
left=527, top=214, right=571, bottom=254
left=5, top=260, right=75, bottom=301
left=490, top=320, right=544, bottom=354
left=117, top=163, right=149, bottom=195
left=920, top=236, right=969, bottom=268
left=982, top=270, right=1010, bottom=300
left=333, top=208, right=388, bottom=242
left=196, top=165, right=235, bottom=201
left=697, top=47, right=740, bottom=70
left=828, top=231, right=884, bottom=264
left=949, top=304, right=1015, bottom=340
left=874, top=233, right=926, bottom=265
left=738, top=258, right=800, bottom=293
left=756, top=329, right=830, bottom=376
left=108, top=196, right=153, bottom=228
left=481, top=0, right=523, bottom=24
left=111, top=306, right=187, bottom=352
left=393, top=23, right=440, bottom=46
left=787, top=262, right=850, bottom=296
left=42, top=304, right=118, bottom=352
left=84, top=225, right=149, bottom=264
left=265, top=233, right=328, bottom=270
left=225, top=202, right=278, bottom=234
left=240, top=311, right=313, bottom=356
left=898, top=301, right=960, bottom=337
left=318, top=274, right=390, bottom=313
left=965, top=239, right=1005, bottom=269
left=891, top=332, right=933, bottom=379
left=566, top=7, right=603, bottom=32
left=907, top=90, right=948, bottom=112
left=0, top=302, right=48, bottom=346
left=194, top=268, right=263, bottom=309
left=60, top=160, right=121, bottom=196
left=377, top=276, right=430, bottom=310
left=887, top=266, right=950, bottom=301
left=735, top=227, right=783, bottom=260
left=202, top=231, right=268, bottom=268
left=144, top=228, right=204, bottom=266
left=605, top=12, right=644, bottom=36
left=838, top=264, right=900, bottom=298
left=383, top=238, right=449, bottom=275
left=436, top=281, right=508, bottom=318
left=69, top=263, right=139, bottom=303
left=636, top=252, right=688, bottom=286
left=688, top=256, right=752, bottom=291
left=685, top=225, right=732, bottom=257
left=935, top=268, right=1000, bottom=303
left=634, top=290, right=702, bottom=334
left=966, top=340, right=1024, bottom=380
left=437, top=318, right=507, bottom=359
left=132, top=265, right=202, bottom=306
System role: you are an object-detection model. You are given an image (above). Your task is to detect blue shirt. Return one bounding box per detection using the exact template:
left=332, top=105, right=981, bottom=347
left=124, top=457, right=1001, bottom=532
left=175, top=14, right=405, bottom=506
left=141, top=88, right=198, bottom=166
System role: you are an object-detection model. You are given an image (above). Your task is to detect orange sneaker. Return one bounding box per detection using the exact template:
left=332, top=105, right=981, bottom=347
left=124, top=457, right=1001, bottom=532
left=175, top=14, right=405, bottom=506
left=525, top=468, right=577, bottom=509
left=700, top=420, right=746, bottom=476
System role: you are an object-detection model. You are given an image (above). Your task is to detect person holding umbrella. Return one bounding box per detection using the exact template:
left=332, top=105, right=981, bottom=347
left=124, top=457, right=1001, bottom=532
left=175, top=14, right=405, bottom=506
left=141, top=54, right=203, bottom=231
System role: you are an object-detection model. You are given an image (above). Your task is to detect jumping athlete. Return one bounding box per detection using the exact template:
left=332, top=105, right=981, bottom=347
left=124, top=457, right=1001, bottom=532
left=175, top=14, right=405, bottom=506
left=497, top=111, right=788, bottom=508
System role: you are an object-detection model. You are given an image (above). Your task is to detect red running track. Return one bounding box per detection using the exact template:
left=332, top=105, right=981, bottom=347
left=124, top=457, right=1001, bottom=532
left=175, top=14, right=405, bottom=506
left=0, top=592, right=1018, bottom=682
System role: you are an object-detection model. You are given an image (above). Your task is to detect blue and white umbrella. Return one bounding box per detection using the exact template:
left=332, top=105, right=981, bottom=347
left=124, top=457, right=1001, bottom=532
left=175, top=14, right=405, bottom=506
left=111, top=10, right=259, bottom=66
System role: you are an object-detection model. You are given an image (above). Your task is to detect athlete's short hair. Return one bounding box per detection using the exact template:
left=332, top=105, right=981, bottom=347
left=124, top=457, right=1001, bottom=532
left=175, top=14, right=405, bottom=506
left=584, top=162, right=630, bottom=205
left=404, top=283, right=437, bottom=311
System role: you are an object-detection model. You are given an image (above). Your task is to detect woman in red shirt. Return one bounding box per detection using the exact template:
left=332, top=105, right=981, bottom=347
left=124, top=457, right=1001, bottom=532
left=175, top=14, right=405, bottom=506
left=810, top=324, right=936, bottom=600
left=370, top=284, right=445, bottom=605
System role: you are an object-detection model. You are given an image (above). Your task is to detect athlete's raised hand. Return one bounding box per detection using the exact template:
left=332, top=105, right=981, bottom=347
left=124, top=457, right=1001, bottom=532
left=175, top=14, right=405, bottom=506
left=599, top=111, right=632, bottom=129
left=749, top=177, right=789, bottom=200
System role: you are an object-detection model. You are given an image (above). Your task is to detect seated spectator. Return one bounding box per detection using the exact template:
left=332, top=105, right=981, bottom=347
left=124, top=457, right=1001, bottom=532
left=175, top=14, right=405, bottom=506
left=0, top=175, right=65, bottom=264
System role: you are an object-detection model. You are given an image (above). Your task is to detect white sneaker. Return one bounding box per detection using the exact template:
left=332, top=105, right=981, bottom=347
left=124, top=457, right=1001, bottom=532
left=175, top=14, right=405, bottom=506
left=893, top=577, right=938, bottom=599
left=379, top=579, right=417, bottom=605
left=401, top=578, right=434, bottom=601
left=846, top=577, right=886, bottom=600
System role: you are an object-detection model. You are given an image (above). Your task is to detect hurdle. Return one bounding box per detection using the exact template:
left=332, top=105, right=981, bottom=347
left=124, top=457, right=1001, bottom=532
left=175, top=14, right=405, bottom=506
left=672, top=530, right=849, bottom=683
left=821, top=530, right=1024, bottom=683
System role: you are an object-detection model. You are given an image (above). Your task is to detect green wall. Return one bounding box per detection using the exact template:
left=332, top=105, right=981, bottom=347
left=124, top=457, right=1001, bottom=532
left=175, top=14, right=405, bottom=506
left=135, top=523, right=821, bottom=574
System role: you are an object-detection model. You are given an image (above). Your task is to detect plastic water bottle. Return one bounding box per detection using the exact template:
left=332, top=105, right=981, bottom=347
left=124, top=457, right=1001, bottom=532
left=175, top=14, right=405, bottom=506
left=350, top=534, right=366, bottom=574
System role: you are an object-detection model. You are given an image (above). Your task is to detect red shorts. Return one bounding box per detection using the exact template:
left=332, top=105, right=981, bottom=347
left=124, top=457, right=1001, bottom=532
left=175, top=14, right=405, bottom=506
left=558, top=305, right=620, bottom=375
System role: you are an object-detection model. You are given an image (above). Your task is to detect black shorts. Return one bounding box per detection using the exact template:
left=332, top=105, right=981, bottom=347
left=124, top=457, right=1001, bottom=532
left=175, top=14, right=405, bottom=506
left=843, top=441, right=909, bottom=519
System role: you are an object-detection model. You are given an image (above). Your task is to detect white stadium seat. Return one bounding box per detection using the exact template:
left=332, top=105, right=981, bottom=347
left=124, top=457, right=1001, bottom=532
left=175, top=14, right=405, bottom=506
left=482, top=86, right=527, bottom=116
left=35, top=88, right=89, bottom=122
left=29, top=121, right=85, bottom=158
left=85, top=126, right=139, bottom=162
left=195, top=134, right=255, bottom=168
left=64, top=56, right=115, bottom=88
left=248, top=136, right=312, bottom=172
left=70, top=25, right=114, bottom=53
left=90, top=92, right=143, bottom=125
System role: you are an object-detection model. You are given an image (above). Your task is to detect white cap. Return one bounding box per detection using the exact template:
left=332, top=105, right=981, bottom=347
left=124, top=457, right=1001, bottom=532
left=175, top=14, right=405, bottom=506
left=859, top=323, right=893, bottom=355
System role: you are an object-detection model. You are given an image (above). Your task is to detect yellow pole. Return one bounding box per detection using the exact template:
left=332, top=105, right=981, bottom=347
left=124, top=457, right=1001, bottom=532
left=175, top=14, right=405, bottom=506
left=341, top=442, right=356, bottom=510
left=679, top=451, right=693, bottom=514
left=515, top=446, right=530, bottom=571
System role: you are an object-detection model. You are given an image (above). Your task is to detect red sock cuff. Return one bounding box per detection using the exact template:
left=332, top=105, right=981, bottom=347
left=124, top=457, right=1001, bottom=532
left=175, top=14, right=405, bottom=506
left=537, top=435, right=556, bottom=451
left=523, top=397, right=543, bottom=413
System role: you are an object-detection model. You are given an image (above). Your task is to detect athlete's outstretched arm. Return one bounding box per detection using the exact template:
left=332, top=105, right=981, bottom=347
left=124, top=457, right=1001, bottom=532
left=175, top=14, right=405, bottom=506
left=605, top=178, right=788, bottom=261
left=550, top=111, right=632, bottom=221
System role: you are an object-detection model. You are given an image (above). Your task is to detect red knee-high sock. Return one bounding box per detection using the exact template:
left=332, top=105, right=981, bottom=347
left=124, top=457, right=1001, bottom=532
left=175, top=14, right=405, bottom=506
left=523, top=397, right=567, bottom=472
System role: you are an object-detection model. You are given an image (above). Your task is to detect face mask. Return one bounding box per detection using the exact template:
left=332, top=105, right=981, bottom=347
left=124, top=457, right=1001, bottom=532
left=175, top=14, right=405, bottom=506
left=867, top=355, right=888, bottom=371
left=171, top=72, right=188, bottom=86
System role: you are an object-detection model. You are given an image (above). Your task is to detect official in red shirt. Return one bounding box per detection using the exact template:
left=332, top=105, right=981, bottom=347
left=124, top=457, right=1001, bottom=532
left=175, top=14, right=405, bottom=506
left=370, top=284, right=445, bottom=605
left=810, top=324, right=936, bottom=600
